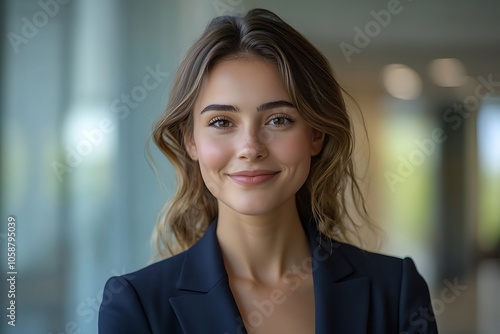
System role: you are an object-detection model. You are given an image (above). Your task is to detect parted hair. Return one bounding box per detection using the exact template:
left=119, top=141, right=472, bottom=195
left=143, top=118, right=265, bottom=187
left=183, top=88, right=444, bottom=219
left=151, top=8, right=372, bottom=258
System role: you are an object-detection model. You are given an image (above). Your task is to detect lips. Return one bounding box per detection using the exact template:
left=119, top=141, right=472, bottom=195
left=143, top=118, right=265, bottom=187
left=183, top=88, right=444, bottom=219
left=228, top=170, right=280, bottom=185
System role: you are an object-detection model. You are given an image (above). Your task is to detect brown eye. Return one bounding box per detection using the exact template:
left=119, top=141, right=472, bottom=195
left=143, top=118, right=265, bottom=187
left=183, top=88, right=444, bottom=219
left=267, top=114, right=294, bottom=127
left=208, top=117, right=233, bottom=129
left=269, top=117, right=284, bottom=125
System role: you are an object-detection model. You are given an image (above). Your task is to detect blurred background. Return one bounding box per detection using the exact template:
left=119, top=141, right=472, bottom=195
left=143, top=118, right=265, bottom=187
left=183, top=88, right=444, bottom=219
left=1, top=0, right=499, bottom=333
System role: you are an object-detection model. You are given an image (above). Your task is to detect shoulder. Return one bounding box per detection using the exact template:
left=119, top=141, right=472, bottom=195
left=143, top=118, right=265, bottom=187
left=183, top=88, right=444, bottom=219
left=103, top=250, right=189, bottom=308
left=331, top=241, right=429, bottom=294
left=98, top=252, right=188, bottom=333
left=331, top=241, right=438, bottom=333
left=334, top=241, right=419, bottom=279
left=122, top=251, right=187, bottom=291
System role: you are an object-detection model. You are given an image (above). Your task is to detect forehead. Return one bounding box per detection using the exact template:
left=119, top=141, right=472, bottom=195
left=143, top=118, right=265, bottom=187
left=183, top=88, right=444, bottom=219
left=196, top=56, right=289, bottom=104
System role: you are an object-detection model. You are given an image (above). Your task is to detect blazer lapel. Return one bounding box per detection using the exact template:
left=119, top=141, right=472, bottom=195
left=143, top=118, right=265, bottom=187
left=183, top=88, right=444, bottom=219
left=304, top=221, right=370, bottom=334
left=169, top=219, right=246, bottom=334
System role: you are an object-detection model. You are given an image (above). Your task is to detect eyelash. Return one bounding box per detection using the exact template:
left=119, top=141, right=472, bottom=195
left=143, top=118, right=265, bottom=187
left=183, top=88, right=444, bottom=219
left=207, top=116, right=232, bottom=129
left=207, top=114, right=295, bottom=130
left=267, top=114, right=295, bottom=127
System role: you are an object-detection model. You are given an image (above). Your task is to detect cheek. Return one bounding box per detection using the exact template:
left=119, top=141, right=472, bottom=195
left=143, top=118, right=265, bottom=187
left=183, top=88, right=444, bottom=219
left=195, top=135, right=232, bottom=173
left=271, top=130, right=313, bottom=166
left=194, top=135, right=235, bottom=198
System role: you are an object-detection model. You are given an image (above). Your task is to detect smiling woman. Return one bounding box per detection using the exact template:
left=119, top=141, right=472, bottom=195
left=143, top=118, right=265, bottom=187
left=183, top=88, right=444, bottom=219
left=186, top=57, right=323, bottom=221
left=98, top=8, right=438, bottom=334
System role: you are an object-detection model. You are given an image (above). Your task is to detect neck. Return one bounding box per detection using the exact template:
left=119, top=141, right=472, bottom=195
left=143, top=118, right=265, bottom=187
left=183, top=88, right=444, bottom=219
left=216, top=197, right=311, bottom=284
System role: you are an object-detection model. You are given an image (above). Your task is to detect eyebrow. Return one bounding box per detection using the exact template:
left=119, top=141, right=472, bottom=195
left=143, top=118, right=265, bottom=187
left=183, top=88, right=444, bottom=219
left=200, top=100, right=295, bottom=114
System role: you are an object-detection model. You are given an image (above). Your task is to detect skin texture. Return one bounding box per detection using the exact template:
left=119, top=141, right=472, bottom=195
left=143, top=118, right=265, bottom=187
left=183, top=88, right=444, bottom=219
left=185, top=56, right=324, bottom=333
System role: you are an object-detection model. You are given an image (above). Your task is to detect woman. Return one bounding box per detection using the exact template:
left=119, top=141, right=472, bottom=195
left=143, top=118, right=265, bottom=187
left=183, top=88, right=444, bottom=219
left=99, top=8, right=438, bottom=334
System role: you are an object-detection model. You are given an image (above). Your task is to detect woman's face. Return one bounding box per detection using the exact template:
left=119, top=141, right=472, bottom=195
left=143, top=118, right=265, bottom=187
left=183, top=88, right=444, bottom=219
left=186, top=56, right=324, bottom=217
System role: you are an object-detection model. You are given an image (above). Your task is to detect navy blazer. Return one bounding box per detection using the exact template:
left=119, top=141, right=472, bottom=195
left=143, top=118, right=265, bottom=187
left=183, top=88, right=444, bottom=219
left=99, top=218, right=438, bottom=333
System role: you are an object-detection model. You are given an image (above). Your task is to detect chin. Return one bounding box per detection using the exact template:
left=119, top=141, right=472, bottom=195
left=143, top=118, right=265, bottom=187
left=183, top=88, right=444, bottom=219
left=229, top=202, right=276, bottom=216
left=220, top=195, right=291, bottom=217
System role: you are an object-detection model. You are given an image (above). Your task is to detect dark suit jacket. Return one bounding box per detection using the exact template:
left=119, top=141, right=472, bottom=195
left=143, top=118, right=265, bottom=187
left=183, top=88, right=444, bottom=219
left=99, top=217, right=438, bottom=333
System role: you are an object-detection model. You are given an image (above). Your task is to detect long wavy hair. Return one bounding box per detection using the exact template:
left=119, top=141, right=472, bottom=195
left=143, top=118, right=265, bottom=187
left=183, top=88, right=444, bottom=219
left=152, top=8, right=373, bottom=258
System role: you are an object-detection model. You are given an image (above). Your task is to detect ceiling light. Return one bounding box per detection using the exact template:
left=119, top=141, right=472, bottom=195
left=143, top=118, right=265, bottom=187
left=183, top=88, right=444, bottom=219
left=428, top=58, right=467, bottom=87
left=382, top=64, right=422, bottom=100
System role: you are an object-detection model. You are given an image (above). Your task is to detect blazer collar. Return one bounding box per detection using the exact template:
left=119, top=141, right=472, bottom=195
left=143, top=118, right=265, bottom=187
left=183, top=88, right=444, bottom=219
left=302, top=219, right=369, bottom=333
left=169, top=217, right=369, bottom=334
left=169, top=218, right=245, bottom=333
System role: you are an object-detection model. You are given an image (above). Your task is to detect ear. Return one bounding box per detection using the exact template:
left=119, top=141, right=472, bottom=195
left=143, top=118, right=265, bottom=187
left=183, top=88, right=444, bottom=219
left=311, top=129, right=325, bottom=156
left=183, top=132, right=198, bottom=161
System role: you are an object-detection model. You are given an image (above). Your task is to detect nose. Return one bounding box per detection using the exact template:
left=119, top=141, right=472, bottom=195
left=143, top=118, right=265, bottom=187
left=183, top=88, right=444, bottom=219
left=236, top=127, right=269, bottom=161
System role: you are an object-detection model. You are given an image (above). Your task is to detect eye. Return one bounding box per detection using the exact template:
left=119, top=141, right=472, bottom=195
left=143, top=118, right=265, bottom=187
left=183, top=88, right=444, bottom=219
left=266, top=114, right=295, bottom=127
left=207, top=116, right=233, bottom=129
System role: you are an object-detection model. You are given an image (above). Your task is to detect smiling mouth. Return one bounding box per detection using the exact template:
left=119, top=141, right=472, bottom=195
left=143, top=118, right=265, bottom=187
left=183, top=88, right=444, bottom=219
left=228, top=171, right=280, bottom=186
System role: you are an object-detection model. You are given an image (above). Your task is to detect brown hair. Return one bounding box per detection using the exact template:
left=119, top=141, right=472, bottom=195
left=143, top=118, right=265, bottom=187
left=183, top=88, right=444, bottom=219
left=152, top=8, right=373, bottom=258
